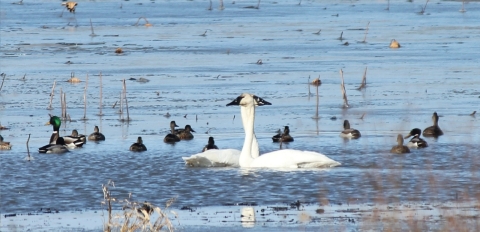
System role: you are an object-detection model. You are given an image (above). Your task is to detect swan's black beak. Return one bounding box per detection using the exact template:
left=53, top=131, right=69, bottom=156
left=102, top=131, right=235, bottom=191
left=226, top=96, right=243, bottom=106
left=253, top=95, right=272, bottom=106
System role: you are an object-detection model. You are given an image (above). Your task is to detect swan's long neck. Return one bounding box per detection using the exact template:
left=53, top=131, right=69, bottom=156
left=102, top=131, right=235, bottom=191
left=239, top=104, right=258, bottom=167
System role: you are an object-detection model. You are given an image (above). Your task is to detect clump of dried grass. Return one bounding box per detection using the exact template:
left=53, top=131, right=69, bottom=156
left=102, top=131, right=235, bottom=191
left=101, top=180, right=176, bottom=232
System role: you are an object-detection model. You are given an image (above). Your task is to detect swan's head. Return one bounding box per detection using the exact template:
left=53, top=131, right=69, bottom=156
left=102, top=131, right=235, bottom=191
left=226, top=93, right=272, bottom=107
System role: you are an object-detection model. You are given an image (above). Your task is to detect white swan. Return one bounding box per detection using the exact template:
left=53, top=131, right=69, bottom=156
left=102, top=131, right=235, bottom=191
left=231, top=93, right=341, bottom=168
left=181, top=95, right=263, bottom=167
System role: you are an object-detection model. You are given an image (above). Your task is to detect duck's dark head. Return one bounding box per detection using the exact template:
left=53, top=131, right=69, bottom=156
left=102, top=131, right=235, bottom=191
left=208, top=137, right=215, bottom=145
left=137, top=137, right=143, bottom=144
left=343, top=120, right=351, bottom=130
left=185, top=125, right=195, bottom=133
left=405, top=128, right=422, bottom=139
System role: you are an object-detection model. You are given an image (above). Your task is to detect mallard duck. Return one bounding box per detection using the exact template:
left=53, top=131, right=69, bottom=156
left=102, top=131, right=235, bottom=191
left=0, top=135, right=12, bottom=150
left=46, top=116, right=84, bottom=148
left=64, top=129, right=86, bottom=143
left=405, top=128, right=428, bottom=148
left=340, top=120, right=361, bottom=139
left=176, top=125, right=195, bottom=140
left=164, top=121, right=180, bottom=143
left=272, top=126, right=294, bottom=142
left=390, top=134, right=410, bottom=154
left=88, top=126, right=105, bottom=141
left=423, top=112, right=443, bottom=137
left=39, top=135, right=69, bottom=154
left=202, top=137, right=219, bottom=152
left=130, top=136, right=147, bottom=152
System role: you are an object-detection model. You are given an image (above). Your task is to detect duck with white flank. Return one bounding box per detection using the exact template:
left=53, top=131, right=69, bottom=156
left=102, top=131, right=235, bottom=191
left=405, top=128, right=428, bottom=148
left=340, top=120, right=361, bottom=139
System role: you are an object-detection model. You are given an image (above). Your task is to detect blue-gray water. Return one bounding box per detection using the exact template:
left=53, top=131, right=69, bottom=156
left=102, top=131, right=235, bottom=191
left=1, top=0, right=480, bottom=214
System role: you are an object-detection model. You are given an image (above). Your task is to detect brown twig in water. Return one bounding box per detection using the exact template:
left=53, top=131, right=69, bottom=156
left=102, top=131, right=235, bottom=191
left=337, top=31, right=344, bottom=41
left=208, top=0, right=212, bottom=10
left=83, top=74, right=88, bottom=120
left=470, top=111, right=476, bottom=116
left=357, top=67, right=368, bottom=90
left=134, top=17, right=152, bottom=27
left=385, top=0, right=390, bottom=11
left=219, top=0, right=224, bottom=10
left=47, top=81, right=56, bottom=110
left=361, top=22, right=370, bottom=43
left=99, top=72, right=103, bottom=116
left=25, top=134, right=33, bottom=161
left=419, top=0, right=430, bottom=14
left=360, top=113, right=366, bottom=120
left=340, top=69, right=349, bottom=108
left=0, top=73, right=6, bottom=92
left=89, top=19, right=97, bottom=37
left=122, top=79, right=131, bottom=121
left=244, top=0, right=260, bottom=9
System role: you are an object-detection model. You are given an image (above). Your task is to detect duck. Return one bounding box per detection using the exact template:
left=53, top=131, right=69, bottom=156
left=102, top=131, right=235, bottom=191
left=404, top=128, right=428, bottom=148
left=39, top=135, right=69, bottom=154
left=130, top=136, right=147, bottom=152
left=423, top=112, right=443, bottom=137
left=390, top=134, right=410, bottom=154
left=183, top=93, right=341, bottom=168
left=176, top=125, right=195, bottom=140
left=272, top=126, right=294, bottom=142
left=389, top=39, right=400, bottom=48
left=340, top=120, right=361, bottom=139
left=164, top=121, right=180, bottom=143
left=0, top=135, right=12, bottom=150
left=63, top=129, right=86, bottom=145
left=46, top=116, right=84, bottom=148
left=202, top=137, right=219, bottom=152
left=88, top=126, right=105, bottom=141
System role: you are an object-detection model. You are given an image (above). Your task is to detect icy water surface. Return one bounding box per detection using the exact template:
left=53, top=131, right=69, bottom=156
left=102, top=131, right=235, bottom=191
left=1, top=0, right=480, bottom=219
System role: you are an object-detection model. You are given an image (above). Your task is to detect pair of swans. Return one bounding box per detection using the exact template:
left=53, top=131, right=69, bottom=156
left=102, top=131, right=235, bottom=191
left=182, top=93, right=341, bottom=168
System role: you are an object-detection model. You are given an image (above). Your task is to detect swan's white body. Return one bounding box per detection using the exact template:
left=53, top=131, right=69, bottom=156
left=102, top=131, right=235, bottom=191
left=182, top=93, right=340, bottom=168
left=236, top=94, right=340, bottom=168
left=182, top=149, right=241, bottom=167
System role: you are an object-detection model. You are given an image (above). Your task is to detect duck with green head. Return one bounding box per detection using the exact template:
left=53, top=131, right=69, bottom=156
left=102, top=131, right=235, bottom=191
left=0, top=135, right=12, bottom=150
left=46, top=115, right=84, bottom=148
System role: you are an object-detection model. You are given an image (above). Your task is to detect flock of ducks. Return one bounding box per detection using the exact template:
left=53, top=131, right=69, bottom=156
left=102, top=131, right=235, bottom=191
left=37, top=116, right=108, bottom=153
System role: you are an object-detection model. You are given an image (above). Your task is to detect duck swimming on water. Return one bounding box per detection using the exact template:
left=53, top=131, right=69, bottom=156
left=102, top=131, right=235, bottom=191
left=272, top=126, right=294, bottom=143
left=202, top=137, right=219, bottom=152
left=88, top=126, right=106, bottom=141
left=423, top=112, right=443, bottom=137
left=405, top=128, right=428, bottom=148
left=130, top=137, right=147, bottom=152
left=390, top=134, right=410, bottom=154
left=340, top=120, right=361, bottom=139
left=164, top=121, right=180, bottom=143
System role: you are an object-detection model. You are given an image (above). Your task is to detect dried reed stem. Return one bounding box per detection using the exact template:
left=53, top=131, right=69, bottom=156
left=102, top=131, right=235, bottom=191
left=83, top=74, right=88, bottom=120
left=47, top=81, right=56, bottom=110
left=0, top=73, right=6, bottom=92
left=25, top=134, right=33, bottom=161
left=357, top=67, right=367, bottom=90
left=89, top=19, right=97, bottom=37
left=340, top=69, right=349, bottom=108
left=99, top=72, right=103, bottom=116
left=122, top=79, right=130, bottom=121
left=420, top=0, right=430, bottom=14
left=362, top=21, right=370, bottom=43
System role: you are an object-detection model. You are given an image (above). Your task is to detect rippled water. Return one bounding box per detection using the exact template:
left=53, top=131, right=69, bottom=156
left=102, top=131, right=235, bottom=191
left=1, top=0, right=480, bottom=215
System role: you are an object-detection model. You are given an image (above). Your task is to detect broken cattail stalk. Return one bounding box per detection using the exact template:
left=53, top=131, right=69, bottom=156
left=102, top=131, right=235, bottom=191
left=219, top=0, right=224, bottom=10
left=357, top=67, right=367, bottom=90
left=89, top=19, right=97, bottom=37
left=47, top=81, right=56, bottom=110
left=340, top=69, right=349, bottom=108
left=311, top=75, right=321, bottom=119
